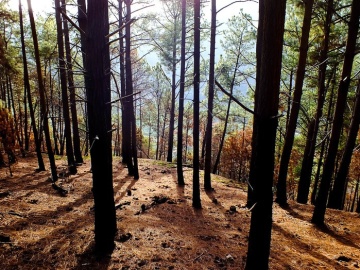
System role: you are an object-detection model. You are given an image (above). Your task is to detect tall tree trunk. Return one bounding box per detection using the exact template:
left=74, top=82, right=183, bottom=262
left=23, top=68, right=29, bottom=151
left=118, top=0, right=132, bottom=172
left=55, top=0, right=76, bottom=173
left=167, top=14, right=178, bottom=163
left=125, top=0, right=139, bottom=179
left=77, top=0, right=89, bottom=156
left=276, top=0, right=314, bottom=206
left=176, top=0, right=187, bottom=186
left=245, top=0, right=286, bottom=268
left=297, top=0, right=334, bottom=204
left=311, top=76, right=336, bottom=204
left=85, top=0, right=117, bottom=254
left=204, top=0, right=216, bottom=191
left=192, top=0, right=201, bottom=209
left=328, top=79, right=360, bottom=209
left=312, top=0, right=360, bottom=225
left=247, top=0, right=264, bottom=208
left=27, top=0, right=57, bottom=180
left=212, top=48, right=241, bottom=175
left=62, top=0, right=83, bottom=164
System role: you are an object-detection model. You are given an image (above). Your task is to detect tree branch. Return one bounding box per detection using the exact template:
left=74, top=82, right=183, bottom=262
left=215, top=80, right=255, bottom=115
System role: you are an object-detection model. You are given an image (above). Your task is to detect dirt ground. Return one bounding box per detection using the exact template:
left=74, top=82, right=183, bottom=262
left=0, top=154, right=360, bottom=270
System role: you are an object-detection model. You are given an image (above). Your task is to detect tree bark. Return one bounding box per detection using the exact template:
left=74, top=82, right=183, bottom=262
left=297, top=0, right=334, bottom=204
left=27, top=0, right=57, bottom=181
left=245, top=0, right=286, bottom=268
left=166, top=13, right=178, bottom=163
left=204, top=0, right=216, bottom=191
left=312, top=0, right=360, bottom=225
left=85, top=0, right=117, bottom=254
left=19, top=0, right=44, bottom=169
left=176, top=0, right=187, bottom=186
left=192, top=0, right=201, bottom=209
left=276, top=0, right=314, bottom=206
left=328, top=79, right=360, bottom=209
left=62, top=0, right=83, bottom=164
left=55, top=0, right=76, bottom=173
left=125, top=0, right=139, bottom=179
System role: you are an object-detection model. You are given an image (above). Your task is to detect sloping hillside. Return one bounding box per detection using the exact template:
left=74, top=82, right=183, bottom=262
left=0, top=155, right=359, bottom=269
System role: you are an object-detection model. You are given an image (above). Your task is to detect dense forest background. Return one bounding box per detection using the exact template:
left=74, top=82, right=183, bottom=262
left=0, top=0, right=359, bottom=268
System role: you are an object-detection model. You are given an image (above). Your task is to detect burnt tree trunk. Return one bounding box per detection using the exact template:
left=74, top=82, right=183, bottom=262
left=204, top=0, right=216, bottom=191
left=125, top=0, right=139, bottom=179
left=176, top=0, right=187, bottom=186
left=245, top=0, right=286, bottom=268
left=85, top=0, right=117, bottom=253
left=192, top=0, right=201, bottom=209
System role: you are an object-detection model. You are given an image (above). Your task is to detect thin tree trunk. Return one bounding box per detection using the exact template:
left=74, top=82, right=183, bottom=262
left=245, top=0, right=286, bottom=268
left=212, top=49, right=241, bottom=175
left=192, top=0, right=201, bottom=209
left=276, top=0, right=314, bottom=206
left=176, top=0, right=187, bottom=186
left=311, top=76, right=336, bottom=204
left=119, top=0, right=131, bottom=171
left=27, top=0, right=57, bottom=179
left=204, top=0, right=216, bottom=191
left=312, top=0, right=360, bottom=225
left=55, top=0, right=76, bottom=173
left=125, top=0, right=139, bottom=179
left=62, top=0, right=83, bottom=164
left=328, top=79, right=360, bottom=209
left=167, top=14, right=178, bottom=163
left=297, top=0, right=334, bottom=204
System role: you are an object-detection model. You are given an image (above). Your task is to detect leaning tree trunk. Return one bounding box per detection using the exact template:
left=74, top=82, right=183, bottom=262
left=276, top=0, right=314, bottom=206
left=192, top=0, right=201, bottom=209
left=85, top=0, right=117, bottom=254
left=212, top=47, right=241, bottom=175
left=311, top=71, right=336, bottom=204
left=297, top=0, right=334, bottom=204
left=19, top=0, right=44, bottom=168
left=328, top=79, right=360, bottom=209
left=204, top=0, right=216, bottom=191
left=176, top=0, right=187, bottom=186
left=312, top=0, right=360, bottom=226
left=245, top=0, right=286, bottom=268
left=55, top=0, right=76, bottom=173
left=27, top=0, right=57, bottom=181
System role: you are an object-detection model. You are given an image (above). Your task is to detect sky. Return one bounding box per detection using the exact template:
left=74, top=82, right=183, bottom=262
left=7, top=0, right=53, bottom=13
left=7, top=0, right=259, bottom=20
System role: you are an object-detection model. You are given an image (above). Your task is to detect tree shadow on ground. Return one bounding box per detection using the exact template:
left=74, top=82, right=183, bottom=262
left=281, top=203, right=360, bottom=250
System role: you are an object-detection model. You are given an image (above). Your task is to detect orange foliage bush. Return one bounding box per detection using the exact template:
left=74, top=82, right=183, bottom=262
left=218, top=128, right=252, bottom=181
left=0, top=103, right=16, bottom=165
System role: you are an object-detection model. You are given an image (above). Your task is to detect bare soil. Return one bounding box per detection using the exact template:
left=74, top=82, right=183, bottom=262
left=0, top=154, right=360, bottom=269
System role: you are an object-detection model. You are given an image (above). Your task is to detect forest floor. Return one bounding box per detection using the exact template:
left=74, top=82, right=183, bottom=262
left=1, top=154, right=360, bottom=270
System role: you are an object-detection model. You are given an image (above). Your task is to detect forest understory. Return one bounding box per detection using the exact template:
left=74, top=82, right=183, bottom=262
left=1, top=154, right=360, bottom=270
